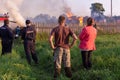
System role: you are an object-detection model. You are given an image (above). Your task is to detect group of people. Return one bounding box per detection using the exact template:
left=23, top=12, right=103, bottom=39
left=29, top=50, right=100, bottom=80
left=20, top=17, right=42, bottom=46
left=0, top=15, right=97, bottom=80
left=49, top=15, right=97, bottom=80
left=0, top=19, right=38, bottom=65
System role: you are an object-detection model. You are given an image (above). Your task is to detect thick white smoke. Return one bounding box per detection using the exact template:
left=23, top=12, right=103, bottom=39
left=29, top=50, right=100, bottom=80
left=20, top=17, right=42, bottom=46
left=0, top=0, right=25, bottom=26
left=0, top=0, right=71, bottom=26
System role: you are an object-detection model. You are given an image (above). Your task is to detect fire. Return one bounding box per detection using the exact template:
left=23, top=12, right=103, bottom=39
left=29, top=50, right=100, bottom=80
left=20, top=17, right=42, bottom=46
left=66, top=12, right=73, bottom=18
left=78, top=17, right=83, bottom=26
left=64, top=6, right=73, bottom=19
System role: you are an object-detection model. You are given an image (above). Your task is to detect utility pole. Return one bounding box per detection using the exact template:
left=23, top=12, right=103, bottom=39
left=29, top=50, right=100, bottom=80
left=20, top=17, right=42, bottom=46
left=111, top=0, right=112, bottom=17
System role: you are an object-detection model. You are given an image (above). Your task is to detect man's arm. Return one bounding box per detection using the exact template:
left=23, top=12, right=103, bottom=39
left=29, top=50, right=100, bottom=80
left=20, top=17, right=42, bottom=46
left=69, top=33, right=78, bottom=48
left=49, top=35, right=56, bottom=50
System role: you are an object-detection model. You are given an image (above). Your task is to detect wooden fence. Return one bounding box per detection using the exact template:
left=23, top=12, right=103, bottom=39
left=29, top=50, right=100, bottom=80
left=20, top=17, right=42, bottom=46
left=33, top=23, right=120, bottom=33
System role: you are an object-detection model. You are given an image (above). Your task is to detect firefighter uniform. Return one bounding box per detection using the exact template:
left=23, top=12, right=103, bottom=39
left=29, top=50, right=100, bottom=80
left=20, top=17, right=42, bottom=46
left=0, top=20, right=14, bottom=55
left=21, top=20, right=38, bottom=65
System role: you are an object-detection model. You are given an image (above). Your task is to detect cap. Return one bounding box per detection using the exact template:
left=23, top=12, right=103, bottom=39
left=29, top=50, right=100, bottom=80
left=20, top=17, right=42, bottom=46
left=26, top=20, right=31, bottom=24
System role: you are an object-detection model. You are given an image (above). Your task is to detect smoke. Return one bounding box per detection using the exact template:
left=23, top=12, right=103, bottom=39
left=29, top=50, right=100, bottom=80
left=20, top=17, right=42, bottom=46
left=0, top=0, right=72, bottom=26
left=20, top=0, right=70, bottom=18
left=0, top=0, right=25, bottom=26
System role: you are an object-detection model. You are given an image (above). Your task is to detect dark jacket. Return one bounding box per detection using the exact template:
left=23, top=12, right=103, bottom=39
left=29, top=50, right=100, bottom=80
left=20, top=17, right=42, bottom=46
left=0, top=25, right=14, bottom=40
left=21, top=26, right=36, bottom=41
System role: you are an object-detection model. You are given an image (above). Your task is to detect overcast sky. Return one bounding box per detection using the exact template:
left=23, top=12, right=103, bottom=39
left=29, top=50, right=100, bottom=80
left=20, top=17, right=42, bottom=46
left=66, top=0, right=120, bottom=16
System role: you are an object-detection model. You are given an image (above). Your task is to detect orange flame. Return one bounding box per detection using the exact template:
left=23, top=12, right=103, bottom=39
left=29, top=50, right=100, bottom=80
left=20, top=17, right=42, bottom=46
left=78, top=17, right=83, bottom=26
left=66, top=12, right=73, bottom=18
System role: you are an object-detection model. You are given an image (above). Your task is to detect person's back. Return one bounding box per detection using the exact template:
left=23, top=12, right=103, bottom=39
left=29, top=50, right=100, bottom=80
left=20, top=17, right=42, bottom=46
left=79, top=17, right=97, bottom=69
left=79, top=26, right=97, bottom=50
left=0, top=25, right=13, bottom=40
left=0, top=20, right=14, bottom=55
left=49, top=15, right=77, bottom=80
left=52, top=26, right=73, bottom=49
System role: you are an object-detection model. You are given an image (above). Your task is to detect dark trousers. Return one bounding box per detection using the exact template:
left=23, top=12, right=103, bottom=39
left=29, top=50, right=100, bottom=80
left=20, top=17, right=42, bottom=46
left=1, top=40, right=13, bottom=55
left=24, top=40, right=38, bottom=64
left=81, top=51, right=92, bottom=69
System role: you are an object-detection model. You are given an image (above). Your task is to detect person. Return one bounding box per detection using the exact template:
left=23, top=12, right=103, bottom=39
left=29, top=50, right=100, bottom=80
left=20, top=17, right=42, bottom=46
left=49, top=15, right=77, bottom=80
left=15, top=26, right=20, bottom=39
left=79, top=17, right=97, bottom=69
left=21, top=20, right=38, bottom=65
left=0, top=19, right=14, bottom=55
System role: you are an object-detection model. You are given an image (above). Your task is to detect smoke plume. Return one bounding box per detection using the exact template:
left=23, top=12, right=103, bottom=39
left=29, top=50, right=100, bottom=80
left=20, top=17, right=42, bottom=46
left=20, top=0, right=67, bottom=18
left=0, top=0, right=72, bottom=25
left=0, top=0, right=25, bottom=26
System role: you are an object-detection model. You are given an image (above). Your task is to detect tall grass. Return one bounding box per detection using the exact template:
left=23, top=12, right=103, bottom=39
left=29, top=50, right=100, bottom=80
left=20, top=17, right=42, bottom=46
left=0, top=34, right=120, bottom=80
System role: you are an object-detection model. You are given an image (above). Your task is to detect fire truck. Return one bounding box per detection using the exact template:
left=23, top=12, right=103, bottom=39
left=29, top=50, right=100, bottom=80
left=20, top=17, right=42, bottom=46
left=0, top=13, right=9, bottom=21
left=0, top=13, right=16, bottom=23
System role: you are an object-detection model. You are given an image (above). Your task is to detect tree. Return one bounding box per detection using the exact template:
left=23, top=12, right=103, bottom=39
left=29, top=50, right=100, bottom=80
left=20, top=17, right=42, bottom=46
left=90, top=3, right=105, bottom=22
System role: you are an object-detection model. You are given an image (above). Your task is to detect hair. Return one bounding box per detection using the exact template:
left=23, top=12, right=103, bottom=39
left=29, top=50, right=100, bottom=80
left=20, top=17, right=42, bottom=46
left=87, top=17, right=94, bottom=26
left=58, top=15, right=65, bottom=25
left=25, top=20, right=31, bottom=24
left=4, top=19, right=9, bottom=25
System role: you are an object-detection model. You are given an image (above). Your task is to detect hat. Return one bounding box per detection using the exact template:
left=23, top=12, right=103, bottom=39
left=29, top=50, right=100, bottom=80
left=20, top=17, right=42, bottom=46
left=26, top=20, right=31, bottom=24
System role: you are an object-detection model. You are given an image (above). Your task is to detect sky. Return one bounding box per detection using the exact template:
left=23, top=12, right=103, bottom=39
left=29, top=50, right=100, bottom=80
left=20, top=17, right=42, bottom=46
left=1, top=0, right=119, bottom=18
left=66, top=0, right=120, bottom=16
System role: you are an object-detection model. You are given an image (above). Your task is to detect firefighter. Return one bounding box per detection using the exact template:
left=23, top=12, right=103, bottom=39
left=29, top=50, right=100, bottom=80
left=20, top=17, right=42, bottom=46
left=0, top=19, right=14, bottom=55
left=21, top=20, right=38, bottom=65
left=49, top=15, right=77, bottom=80
left=15, top=26, right=20, bottom=39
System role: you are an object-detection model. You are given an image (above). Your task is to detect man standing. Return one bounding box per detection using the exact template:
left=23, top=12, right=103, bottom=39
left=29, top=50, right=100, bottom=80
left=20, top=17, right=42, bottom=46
left=49, top=15, right=77, bottom=80
left=21, top=20, right=38, bottom=65
left=0, top=19, right=14, bottom=55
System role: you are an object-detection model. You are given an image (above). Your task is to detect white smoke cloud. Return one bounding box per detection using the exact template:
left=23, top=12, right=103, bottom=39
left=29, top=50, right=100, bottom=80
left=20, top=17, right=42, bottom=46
left=0, top=0, right=25, bottom=26
left=0, top=0, right=71, bottom=26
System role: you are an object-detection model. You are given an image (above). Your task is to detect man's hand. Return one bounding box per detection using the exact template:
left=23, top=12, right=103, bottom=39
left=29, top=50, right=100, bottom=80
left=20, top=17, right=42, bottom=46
left=52, top=46, right=56, bottom=50
left=49, top=35, right=56, bottom=50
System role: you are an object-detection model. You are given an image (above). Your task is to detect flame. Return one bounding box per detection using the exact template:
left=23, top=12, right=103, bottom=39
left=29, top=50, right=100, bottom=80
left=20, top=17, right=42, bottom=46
left=66, top=12, right=73, bottom=18
left=64, top=6, right=73, bottom=19
left=78, top=17, right=83, bottom=26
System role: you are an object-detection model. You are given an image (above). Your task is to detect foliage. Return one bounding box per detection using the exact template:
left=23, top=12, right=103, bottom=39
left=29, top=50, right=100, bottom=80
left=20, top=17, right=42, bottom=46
left=0, top=34, right=120, bottom=80
left=91, top=3, right=105, bottom=12
left=90, top=2, right=105, bottom=21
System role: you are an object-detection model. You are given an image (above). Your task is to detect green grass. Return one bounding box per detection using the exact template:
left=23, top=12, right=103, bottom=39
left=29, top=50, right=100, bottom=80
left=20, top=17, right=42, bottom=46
left=0, top=34, right=120, bottom=80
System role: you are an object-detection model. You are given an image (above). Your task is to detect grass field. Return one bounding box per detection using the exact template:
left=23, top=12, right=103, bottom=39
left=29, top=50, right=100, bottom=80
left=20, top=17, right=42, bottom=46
left=0, top=34, right=120, bottom=80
